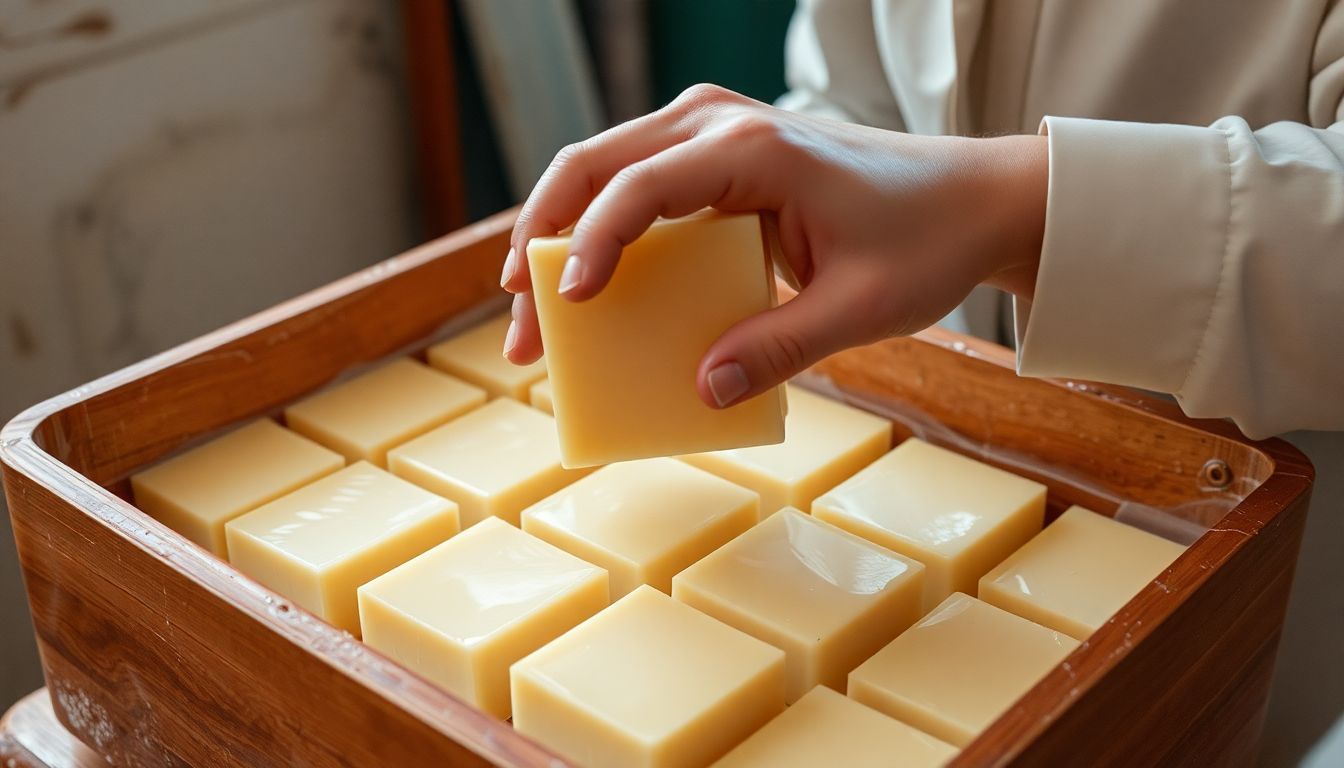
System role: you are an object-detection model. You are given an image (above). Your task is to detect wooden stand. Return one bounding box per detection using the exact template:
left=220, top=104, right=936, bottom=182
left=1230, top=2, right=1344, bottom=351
left=1, top=691, right=105, bottom=768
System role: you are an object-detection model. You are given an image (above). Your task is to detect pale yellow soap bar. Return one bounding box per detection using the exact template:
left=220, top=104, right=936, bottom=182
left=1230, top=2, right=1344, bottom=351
left=813, top=439, right=1046, bottom=611
left=979, top=505, right=1186, bottom=640
left=682, top=386, right=890, bottom=519
left=673, top=508, right=923, bottom=703
left=512, top=585, right=786, bottom=768
left=131, top=419, right=343, bottom=556
left=528, top=378, right=553, bottom=415
left=284, top=358, right=485, bottom=467
left=848, top=593, right=1078, bottom=747
left=521, top=458, right=757, bottom=598
left=359, top=518, right=607, bottom=719
left=428, top=313, right=547, bottom=400
left=387, top=398, right=592, bottom=528
left=225, top=461, right=459, bottom=636
left=527, top=210, right=785, bottom=467
left=714, top=685, right=957, bottom=768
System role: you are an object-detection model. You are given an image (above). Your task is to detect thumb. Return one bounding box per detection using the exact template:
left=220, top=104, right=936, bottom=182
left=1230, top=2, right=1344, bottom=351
left=696, top=279, right=860, bottom=409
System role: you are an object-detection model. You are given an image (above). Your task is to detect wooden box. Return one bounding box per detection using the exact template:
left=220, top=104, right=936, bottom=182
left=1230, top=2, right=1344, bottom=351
left=0, top=210, right=1314, bottom=767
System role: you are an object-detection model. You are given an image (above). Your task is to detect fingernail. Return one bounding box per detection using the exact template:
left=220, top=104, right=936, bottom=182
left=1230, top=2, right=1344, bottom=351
left=500, top=247, right=517, bottom=288
left=706, top=362, right=750, bottom=407
left=558, top=255, right=583, bottom=295
left=502, top=320, right=519, bottom=358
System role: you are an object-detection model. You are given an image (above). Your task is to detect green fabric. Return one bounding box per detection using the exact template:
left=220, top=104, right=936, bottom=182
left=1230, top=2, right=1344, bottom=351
left=650, top=0, right=795, bottom=106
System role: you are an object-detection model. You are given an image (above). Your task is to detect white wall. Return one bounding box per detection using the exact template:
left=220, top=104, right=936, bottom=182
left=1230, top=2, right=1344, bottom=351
left=0, top=0, right=415, bottom=700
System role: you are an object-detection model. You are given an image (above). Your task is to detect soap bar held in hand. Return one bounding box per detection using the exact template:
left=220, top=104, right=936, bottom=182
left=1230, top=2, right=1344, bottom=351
left=527, top=210, right=786, bottom=467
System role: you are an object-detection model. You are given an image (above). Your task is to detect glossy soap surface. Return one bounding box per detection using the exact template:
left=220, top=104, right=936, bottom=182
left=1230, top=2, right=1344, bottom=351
left=224, top=461, right=460, bottom=635
left=387, top=398, right=591, bottom=527
left=358, top=518, right=608, bottom=718
left=813, top=438, right=1046, bottom=610
left=713, top=685, right=957, bottom=768
left=979, top=505, right=1186, bottom=639
left=521, top=458, right=757, bottom=598
left=284, top=358, right=485, bottom=466
left=527, top=210, right=785, bottom=467
left=511, top=585, right=786, bottom=768
left=130, top=419, right=343, bottom=556
left=673, top=508, right=923, bottom=702
left=682, top=385, right=890, bottom=518
left=428, top=312, right=547, bottom=400
left=848, top=592, right=1079, bottom=747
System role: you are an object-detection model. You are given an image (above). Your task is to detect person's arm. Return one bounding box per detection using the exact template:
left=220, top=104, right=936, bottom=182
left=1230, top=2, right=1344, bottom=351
left=500, top=6, right=1344, bottom=438
left=497, top=85, right=1046, bottom=410
left=1016, top=7, right=1344, bottom=438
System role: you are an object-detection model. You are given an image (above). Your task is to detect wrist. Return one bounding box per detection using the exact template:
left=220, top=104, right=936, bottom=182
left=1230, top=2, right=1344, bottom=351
left=968, top=134, right=1048, bottom=301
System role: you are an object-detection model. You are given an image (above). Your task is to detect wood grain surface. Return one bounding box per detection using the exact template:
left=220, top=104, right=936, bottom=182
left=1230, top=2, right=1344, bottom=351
left=402, top=0, right=467, bottom=236
left=0, top=207, right=1314, bottom=766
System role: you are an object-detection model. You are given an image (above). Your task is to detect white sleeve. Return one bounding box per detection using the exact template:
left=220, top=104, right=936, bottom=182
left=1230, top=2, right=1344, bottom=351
left=1014, top=6, right=1344, bottom=439
left=774, top=0, right=906, bottom=130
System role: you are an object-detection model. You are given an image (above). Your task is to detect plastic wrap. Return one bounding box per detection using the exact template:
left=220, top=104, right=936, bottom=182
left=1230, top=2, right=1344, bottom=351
left=792, top=370, right=1254, bottom=546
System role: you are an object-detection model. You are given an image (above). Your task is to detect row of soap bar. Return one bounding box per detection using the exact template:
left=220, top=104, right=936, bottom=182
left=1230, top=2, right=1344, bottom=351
left=305, top=490, right=954, bottom=767
left=512, top=498, right=1183, bottom=766
left=132, top=317, right=892, bottom=562
left=345, top=488, right=1178, bottom=766
left=503, top=440, right=1186, bottom=765
left=130, top=313, right=544, bottom=556
left=221, top=398, right=602, bottom=637
left=285, top=313, right=547, bottom=468
left=505, top=575, right=1046, bottom=766
left=132, top=376, right=905, bottom=618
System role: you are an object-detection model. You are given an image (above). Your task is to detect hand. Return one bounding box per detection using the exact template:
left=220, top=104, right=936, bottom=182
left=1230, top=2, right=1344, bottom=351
left=500, top=84, right=1047, bottom=408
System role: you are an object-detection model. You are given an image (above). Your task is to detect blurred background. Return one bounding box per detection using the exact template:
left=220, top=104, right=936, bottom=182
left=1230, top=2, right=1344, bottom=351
left=0, top=1, right=1338, bottom=765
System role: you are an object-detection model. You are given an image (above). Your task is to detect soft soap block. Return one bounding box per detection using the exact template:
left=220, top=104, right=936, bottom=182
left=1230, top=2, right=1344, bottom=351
left=528, top=378, right=553, bottom=415
left=527, top=210, right=785, bottom=467
left=225, top=461, right=459, bottom=636
left=979, top=505, right=1186, bottom=640
left=848, top=593, right=1078, bottom=747
left=284, top=358, right=485, bottom=467
left=813, top=438, right=1046, bottom=611
left=387, top=398, right=591, bottom=528
left=682, top=385, right=890, bottom=519
left=512, top=585, right=786, bottom=768
left=131, top=419, right=343, bottom=556
left=428, top=312, right=547, bottom=400
left=672, top=508, right=923, bottom=703
left=358, top=518, right=607, bottom=719
left=713, top=685, right=957, bottom=768
left=521, top=458, right=757, bottom=598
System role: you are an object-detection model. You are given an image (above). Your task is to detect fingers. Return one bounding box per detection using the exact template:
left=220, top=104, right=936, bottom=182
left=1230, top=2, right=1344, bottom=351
left=697, top=275, right=863, bottom=409
left=504, top=104, right=690, bottom=294
left=503, top=291, right=543, bottom=364
left=504, top=128, right=675, bottom=295
left=503, top=84, right=752, bottom=295
left=559, top=124, right=786, bottom=301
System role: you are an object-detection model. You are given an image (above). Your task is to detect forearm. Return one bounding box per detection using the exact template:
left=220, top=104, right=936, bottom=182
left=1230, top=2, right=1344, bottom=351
left=965, top=134, right=1048, bottom=302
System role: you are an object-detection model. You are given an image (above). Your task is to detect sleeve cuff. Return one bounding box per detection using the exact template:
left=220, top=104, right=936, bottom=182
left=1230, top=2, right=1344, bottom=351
left=1014, top=116, right=1233, bottom=395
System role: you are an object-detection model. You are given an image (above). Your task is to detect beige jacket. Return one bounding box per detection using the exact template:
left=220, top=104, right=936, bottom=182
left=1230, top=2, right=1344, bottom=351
left=778, top=0, right=1344, bottom=438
